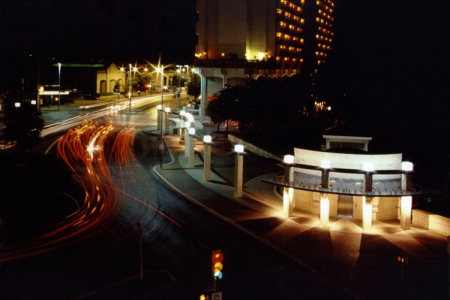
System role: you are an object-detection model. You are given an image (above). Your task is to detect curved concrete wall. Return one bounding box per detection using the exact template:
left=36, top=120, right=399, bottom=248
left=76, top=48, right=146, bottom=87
left=294, top=148, right=403, bottom=180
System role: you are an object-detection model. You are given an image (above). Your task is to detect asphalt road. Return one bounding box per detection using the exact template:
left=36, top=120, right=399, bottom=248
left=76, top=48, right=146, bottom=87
left=0, top=98, right=353, bottom=299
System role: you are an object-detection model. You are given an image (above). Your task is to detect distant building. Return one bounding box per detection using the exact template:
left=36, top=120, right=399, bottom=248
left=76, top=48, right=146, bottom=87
left=194, top=0, right=335, bottom=116
left=96, top=63, right=178, bottom=94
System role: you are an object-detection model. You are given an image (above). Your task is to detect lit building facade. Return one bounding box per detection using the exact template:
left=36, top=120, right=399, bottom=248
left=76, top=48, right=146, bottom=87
left=194, top=0, right=335, bottom=116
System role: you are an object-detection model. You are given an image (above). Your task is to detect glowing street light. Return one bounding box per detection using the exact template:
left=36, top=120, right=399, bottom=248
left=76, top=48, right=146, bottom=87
left=156, top=65, right=165, bottom=109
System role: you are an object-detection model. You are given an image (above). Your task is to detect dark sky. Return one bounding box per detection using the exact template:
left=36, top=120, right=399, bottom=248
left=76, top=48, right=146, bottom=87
left=0, top=0, right=196, bottom=89
left=329, top=1, right=450, bottom=121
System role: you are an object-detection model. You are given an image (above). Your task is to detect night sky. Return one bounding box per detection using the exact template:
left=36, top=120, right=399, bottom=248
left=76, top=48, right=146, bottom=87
left=1, top=0, right=449, bottom=159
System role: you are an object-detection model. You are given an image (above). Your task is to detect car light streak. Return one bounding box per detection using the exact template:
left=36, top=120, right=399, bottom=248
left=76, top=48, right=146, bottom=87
left=0, top=121, right=135, bottom=262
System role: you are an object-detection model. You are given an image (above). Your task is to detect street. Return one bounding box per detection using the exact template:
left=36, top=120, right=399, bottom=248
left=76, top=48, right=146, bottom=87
left=0, top=95, right=353, bottom=299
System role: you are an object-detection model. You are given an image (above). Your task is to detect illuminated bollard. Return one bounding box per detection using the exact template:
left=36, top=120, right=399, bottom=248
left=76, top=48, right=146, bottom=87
left=234, top=145, right=244, bottom=198
left=188, top=127, right=196, bottom=168
left=179, top=110, right=186, bottom=141
left=164, top=107, right=171, bottom=135
left=204, top=135, right=212, bottom=182
left=184, top=122, right=191, bottom=157
left=283, top=155, right=294, bottom=218
left=157, top=104, right=162, bottom=130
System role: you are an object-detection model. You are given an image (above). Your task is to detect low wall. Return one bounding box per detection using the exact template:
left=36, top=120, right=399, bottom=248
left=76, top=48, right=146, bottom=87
left=412, top=209, right=450, bottom=236
left=294, top=148, right=402, bottom=180
left=228, top=135, right=283, bottom=161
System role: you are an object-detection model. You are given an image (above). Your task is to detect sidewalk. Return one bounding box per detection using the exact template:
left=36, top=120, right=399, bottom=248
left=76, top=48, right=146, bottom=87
left=152, top=126, right=449, bottom=299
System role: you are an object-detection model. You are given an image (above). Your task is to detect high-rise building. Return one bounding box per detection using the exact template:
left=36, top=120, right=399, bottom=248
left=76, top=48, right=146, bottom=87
left=194, top=0, right=334, bottom=116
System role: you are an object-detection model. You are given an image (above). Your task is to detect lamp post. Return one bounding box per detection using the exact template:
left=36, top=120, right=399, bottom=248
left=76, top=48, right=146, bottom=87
left=137, top=222, right=143, bottom=282
left=188, top=127, right=196, bottom=168
left=234, top=144, right=245, bottom=197
left=204, top=135, right=212, bottom=181
left=176, top=67, right=181, bottom=111
left=128, top=63, right=132, bottom=107
left=165, top=107, right=171, bottom=135
left=156, top=65, right=164, bottom=110
left=58, top=63, right=61, bottom=111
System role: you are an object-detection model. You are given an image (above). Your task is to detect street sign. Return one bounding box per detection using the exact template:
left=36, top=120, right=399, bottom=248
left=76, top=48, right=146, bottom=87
left=211, top=292, right=222, bottom=300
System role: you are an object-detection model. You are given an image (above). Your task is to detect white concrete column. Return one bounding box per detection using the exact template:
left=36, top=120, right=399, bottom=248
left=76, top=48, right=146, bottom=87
left=362, top=162, right=374, bottom=230
left=188, top=128, right=195, bottom=168
left=400, top=162, right=413, bottom=230
left=320, top=194, right=330, bottom=227
left=184, top=125, right=190, bottom=157
left=400, top=196, right=412, bottom=230
left=234, top=145, right=244, bottom=198
left=164, top=107, right=171, bottom=135
left=157, top=105, right=162, bottom=130
left=204, top=136, right=212, bottom=182
left=362, top=196, right=373, bottom=230
left=234, top=154, right=243, bottom=197
left=199, top=73, right=207, bottom=118
left=283, top=155, right=294, bottom=218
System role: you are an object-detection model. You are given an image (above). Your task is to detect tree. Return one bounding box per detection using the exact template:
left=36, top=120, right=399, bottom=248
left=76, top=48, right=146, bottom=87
left=187, top=74, right=201, bottom=101
left=1, top=92, right=44, bottom=151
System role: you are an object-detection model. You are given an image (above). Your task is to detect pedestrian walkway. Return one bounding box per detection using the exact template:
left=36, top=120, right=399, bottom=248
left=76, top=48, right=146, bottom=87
left=153, top=128, right=449, bottom=300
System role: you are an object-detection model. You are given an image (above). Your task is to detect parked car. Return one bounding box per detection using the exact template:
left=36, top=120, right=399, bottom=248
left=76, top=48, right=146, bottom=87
left=83, top=93, right=100, bottom=100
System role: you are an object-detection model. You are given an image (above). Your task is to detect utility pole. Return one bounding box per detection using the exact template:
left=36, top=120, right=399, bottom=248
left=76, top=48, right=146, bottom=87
left=137, top=222, right=143, bottom=282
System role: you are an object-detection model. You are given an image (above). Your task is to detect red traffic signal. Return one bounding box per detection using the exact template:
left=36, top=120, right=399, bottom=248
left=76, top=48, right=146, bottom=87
left=211, top=250, right=224, bottom=279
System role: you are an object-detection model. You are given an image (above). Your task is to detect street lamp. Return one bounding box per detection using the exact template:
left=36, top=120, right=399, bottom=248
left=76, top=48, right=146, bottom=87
left=176, top=65, right=190, bottom=111
left=128, top=63, right=133, bottom=106
left=58, top=63, right=61, bottom=111
left=156, top=65, right=164, bottom=110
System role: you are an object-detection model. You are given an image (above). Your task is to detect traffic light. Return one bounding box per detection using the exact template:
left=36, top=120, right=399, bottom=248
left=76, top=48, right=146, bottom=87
left=397, top=253, right=408, bottom=264
left=200, top=294, right=209, bottom=300
left=211, top=250, right=224, bottom=279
